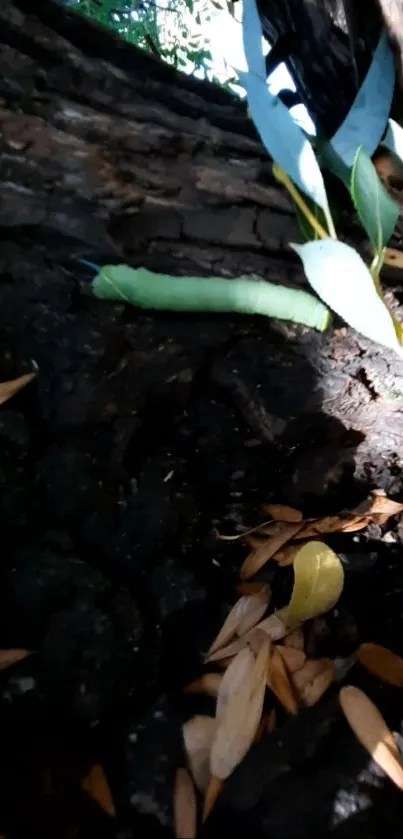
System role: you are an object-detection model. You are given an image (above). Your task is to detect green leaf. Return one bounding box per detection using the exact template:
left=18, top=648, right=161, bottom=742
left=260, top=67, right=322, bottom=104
left=241, top=0, right=331, bottom=214
left=317, top=141, right=351, bottom=190
left=350, top=146, right=398, bottom=252
left=329, top=31, right=395, bottom=167
left=291, top=239, right=402, bottom=353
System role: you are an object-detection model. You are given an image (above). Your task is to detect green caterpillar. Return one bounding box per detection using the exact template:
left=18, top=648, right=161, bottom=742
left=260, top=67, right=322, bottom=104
left=91, top=264, right=331, bottom=332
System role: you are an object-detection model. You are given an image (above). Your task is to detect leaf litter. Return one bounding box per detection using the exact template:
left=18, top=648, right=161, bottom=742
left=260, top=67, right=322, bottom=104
left=177, top=488, right=403, bottom=827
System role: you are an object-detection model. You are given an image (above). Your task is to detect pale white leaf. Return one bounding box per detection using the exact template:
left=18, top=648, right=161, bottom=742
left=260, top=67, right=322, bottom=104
left=292, top=239, right=402, bottom=353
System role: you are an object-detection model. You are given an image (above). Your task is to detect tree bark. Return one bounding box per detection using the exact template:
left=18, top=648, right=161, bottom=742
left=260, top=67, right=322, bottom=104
left=1, top=0, right=403, bottom=507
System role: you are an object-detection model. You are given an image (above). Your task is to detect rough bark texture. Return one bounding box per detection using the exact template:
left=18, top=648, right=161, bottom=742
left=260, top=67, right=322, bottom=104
left=2, top=1, right=403, bottom=836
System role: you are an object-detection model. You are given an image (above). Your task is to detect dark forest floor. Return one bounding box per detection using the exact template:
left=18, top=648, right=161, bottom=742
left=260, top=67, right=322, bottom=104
left=1, top=234, right=403, bottom=838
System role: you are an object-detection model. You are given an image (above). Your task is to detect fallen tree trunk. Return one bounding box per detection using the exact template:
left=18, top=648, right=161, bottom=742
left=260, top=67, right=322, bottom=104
left=1, top=0, right=403, bottom=512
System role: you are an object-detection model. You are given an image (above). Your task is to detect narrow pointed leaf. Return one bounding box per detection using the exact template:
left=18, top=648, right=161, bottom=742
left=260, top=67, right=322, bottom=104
left=184, top=673, right=222, bottom=698
left=210, top=640, right=269, bottom=779
left=207, top=587, right=271, bottom=655
left=284, top=628, right=305, bottom=651
left=0, top=649, right=31, bottom=670
left=330, top=31, right=395, bottom=167
left=292, top=658, right=335, bottom=706
left=285, top=541, right=344, bottom=629
left=356, top=643, right=403, bottom=687
left=291, top=239, right=402, bottom=353
left=267, top=646, right=299, bottom=714
left=242, top=0, right=330, bottom=212
left=240, top=521, right=303, bottom=579
left=0, top=373, right=36, bottom=408
left=182, top=716, right=217, bottom=793
left=216, top=647, right=257, bottom=719
left=350, top=146, right=398, bottom=252
left=340, top=685, right=403, bottom=790
left=174, top=769, right=197, bottom=839
left=82, top=764, right=116, bottom=817
left=277, top=645, right=306, bottom=673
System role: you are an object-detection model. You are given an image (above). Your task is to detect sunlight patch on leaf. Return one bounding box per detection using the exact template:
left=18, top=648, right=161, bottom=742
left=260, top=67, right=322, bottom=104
left=340, top=686, right=403, bottom=791
left=291, top=239, right=402, bottom=354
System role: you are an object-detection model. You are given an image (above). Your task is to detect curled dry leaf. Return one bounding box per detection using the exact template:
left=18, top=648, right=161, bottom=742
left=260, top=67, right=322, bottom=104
left=296, top=515, right=367, bottom=540
left=183, top=716, right=217, bottom=793
left=285, top=541, right=344, bottom=629
left=0, top=372, right=36, bottom=408
left=82, top=764, right=116, bottom=817
left=210, top=639, right=270, bottom=780
left=184, top=673, right=222, bottom=698
left=216, top=647, right=257, bottom=719
left=353, top=489, right=403, bottom=524
left=0, top=649, right=31, bottom=670
left=292, top=658, right=335, bottom=706
left=207, top=587, right=271, bottom=656
left=277, top=644, right=306, bottom=673
left=339, top=685, right=403, bottom=790
left=266, top=645, right=299, bottom=715
left=272, top=543, right=301, bottom=566
left=262, top=503, right=303, bottom=523
left=284, top=628, right=305, bottom=651
left=356, top=642, right=403, bottom=687
left=240, top=522, right=303, bottom=580
left=174, top=769, right=197, bottom=839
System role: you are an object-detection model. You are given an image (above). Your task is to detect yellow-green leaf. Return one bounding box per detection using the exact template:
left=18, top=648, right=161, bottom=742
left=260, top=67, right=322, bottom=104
left=284, top=540, right=344, bottom=629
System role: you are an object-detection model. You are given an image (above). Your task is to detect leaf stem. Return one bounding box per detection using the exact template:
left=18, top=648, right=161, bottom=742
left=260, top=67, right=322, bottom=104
left=273, top=164, right=334, bottom=240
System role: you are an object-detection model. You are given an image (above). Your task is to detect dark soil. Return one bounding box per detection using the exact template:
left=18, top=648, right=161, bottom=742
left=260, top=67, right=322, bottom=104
left=1, top=238, right=403, bottom=839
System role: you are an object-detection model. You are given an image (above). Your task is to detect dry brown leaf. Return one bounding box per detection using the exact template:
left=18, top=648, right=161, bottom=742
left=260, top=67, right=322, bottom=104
left=240, top=522, right=303, bottom=580
left=296, top=515, right=367, bottom=540
left=184, top=673, right=222, bottom=698
left=210, top=638, right=270, bottom=780
left=272, top=543, right=301, bottom=566
left=236, top=582, right=269, bottom=596
left=203, top=776, right=224, bottom=821
left=0, top=649, right=31, bottom=670
left=292, top=658, right=334, bottom=706
left=353, top=490, right=403, bottom=525
left=255, top=713, right=270, bottom=741
left=277, top=645, right=306, bottom=673
left=284, top=628, right=305, bottom=651
left=339, top=685, right=403, bottom=790
left=206, top=637, right=247, bottom=663
left=251, top=611, right=288, bottom=642
left=262, top=503, right=303, bottom=523
left=0, top=372, right=36, bottom=408
left=182, top=716, right=217, bottom=793
left=174, top=768, right=197, bottom=839
left=82, top=764, right=116, bottom=817
left=267, top=646, right=299, bottom=715
left=356, top=642, right=403, bottom=687
left=207, top=587, right=271, bottom=655
left=216, top=647, right=256, bottom=719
